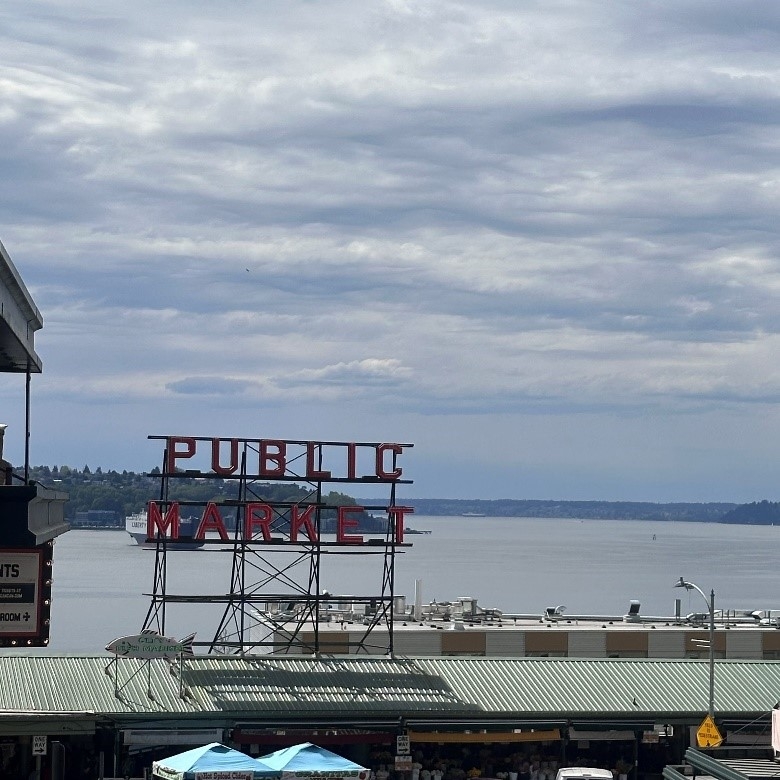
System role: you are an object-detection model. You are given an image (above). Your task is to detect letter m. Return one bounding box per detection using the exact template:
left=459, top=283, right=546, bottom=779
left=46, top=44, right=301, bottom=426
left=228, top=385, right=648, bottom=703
left=147, top=502, right=180, bottom=539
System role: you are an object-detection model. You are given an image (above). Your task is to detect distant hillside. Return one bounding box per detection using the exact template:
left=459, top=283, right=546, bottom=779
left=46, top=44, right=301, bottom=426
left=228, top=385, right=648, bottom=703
left=393, top=498, right=738, bottom=522
left=24, top=465, right=374, bottom=530
left=720, top=500, right=780, bottom=525
left=23, top=465, right=773, bottom=525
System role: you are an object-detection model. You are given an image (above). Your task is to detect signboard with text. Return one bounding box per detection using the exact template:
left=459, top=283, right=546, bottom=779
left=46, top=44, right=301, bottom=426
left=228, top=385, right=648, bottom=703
left=143, top=436, right=415, bottom=546
left=0, top=548, right=43, bottom=639
left=140, top=435, right=414, bottom=655
left=696, top=715, right=723, bottom=748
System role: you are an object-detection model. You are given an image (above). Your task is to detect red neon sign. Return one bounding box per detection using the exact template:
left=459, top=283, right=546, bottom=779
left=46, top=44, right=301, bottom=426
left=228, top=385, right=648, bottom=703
left=160, top=436, right=410, bottom=482
left=147, top=436, right=414, bottom=547
left=146, top=501, right=415, bottom=544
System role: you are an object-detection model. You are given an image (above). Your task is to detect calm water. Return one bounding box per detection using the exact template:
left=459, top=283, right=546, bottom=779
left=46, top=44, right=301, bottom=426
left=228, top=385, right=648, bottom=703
left=45, top=516, right=780, bottom=652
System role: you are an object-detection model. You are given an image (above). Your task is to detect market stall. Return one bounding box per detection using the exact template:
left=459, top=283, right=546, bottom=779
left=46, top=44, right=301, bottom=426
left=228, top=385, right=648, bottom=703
left=258, top=742, right=369, bottom=779
left=152, top=742, right=276, bottom=780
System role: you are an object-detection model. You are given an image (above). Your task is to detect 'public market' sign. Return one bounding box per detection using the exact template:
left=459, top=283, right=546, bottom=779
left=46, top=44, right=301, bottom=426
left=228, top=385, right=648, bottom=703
left=145, top=436, right=415, bottom=546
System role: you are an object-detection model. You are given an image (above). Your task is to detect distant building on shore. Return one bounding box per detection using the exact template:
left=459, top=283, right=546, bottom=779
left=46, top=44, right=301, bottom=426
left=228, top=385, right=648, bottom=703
left=72, top=509, right=121, bottom=528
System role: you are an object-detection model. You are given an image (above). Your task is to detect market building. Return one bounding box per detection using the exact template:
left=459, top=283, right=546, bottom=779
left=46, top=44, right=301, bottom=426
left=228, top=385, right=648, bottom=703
left=0, top=239, right=69, bottom=654
left=0, top=654, right=777, bottom=779
left=256, top=594, right=780, bottom=660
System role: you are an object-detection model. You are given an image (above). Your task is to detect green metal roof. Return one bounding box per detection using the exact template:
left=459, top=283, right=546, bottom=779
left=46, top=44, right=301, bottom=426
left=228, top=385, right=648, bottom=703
left=414, top=657, right=780, bottom=718
left=0, top=655, right=779, bottom=723
left=0, top=656, right=194, bottom=717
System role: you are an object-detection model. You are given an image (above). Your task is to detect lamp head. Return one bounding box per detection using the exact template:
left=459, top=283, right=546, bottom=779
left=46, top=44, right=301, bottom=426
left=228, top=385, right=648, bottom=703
left=674, top=577, right=693, bottom=590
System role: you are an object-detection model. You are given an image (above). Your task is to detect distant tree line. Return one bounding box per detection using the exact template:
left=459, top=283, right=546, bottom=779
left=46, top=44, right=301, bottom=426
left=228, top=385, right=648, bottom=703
left=28, top=465, right=385, bottom=532
left=28, top=466, right=776, bottom=525
left=395, top=498, right=743, bottom=522
left=719, top=500, right=780, bottom=525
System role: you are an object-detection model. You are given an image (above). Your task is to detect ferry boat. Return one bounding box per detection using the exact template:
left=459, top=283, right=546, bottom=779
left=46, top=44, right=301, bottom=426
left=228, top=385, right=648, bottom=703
left=125, top=513, right=205, bottom=549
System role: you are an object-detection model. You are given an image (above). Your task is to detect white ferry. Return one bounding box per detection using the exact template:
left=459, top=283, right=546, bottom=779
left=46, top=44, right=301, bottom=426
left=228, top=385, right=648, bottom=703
left=125, top=512, right=205, bottom=549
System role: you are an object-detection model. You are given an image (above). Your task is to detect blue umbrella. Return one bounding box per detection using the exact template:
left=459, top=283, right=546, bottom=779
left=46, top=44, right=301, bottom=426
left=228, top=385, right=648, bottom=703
left=153, top=742, right=278, bottom=780
left=257, top=743, right=369, bottom=778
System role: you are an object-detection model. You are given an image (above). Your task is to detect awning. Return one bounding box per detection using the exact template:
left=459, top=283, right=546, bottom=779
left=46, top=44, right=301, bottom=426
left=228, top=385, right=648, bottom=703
left=569, top=729, right=636, bottom=742
left=409, top=730, right=561, bottom=744
left=0, top=718, right=96, bottom=736
left=232, top=730, right=394, bottom=746
left=124, top=728, right=224, bottom=746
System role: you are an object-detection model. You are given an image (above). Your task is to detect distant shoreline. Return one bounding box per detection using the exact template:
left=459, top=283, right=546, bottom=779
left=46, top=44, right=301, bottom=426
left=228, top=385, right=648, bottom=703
left=360, top=498, right=780, bottom=525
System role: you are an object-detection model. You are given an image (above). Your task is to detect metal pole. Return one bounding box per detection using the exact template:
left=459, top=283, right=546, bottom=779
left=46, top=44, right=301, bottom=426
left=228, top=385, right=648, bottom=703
left=674, top=578, right=715, bottom=719
left=25, top=363, right=31, bottom=483
left=708, top=588, right=715, bottom=719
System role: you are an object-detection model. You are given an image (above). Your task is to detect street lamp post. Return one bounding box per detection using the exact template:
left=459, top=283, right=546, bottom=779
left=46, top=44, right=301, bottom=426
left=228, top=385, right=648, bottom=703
left=675, top=577, right=715, bottom=719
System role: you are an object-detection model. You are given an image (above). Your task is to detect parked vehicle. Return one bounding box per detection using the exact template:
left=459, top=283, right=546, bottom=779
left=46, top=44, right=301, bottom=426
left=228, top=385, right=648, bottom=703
left=555, top=769, right=614, bottom=780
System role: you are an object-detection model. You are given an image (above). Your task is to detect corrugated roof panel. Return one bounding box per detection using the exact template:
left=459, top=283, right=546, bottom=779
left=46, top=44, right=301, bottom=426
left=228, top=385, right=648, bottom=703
left=0, top=655, right=779, bottom=720
left=182, top=656, right=473, bottom=716
left=0, top=656, right=197, bottom=715
left=415, top=657, right=780, bottom=717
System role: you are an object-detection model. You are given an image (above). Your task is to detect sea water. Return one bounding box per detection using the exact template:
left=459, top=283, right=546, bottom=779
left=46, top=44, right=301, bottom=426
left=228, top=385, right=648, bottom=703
left=44, top=516, right=780, bottom=652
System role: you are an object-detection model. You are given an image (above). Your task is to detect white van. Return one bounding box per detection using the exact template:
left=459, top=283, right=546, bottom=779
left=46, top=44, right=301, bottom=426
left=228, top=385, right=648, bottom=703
left=555, top=769, right=614, bottom=780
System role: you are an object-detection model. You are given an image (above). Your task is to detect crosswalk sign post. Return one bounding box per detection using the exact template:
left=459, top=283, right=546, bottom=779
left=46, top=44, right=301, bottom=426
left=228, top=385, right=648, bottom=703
left=696, top=715, right=723, bottom=748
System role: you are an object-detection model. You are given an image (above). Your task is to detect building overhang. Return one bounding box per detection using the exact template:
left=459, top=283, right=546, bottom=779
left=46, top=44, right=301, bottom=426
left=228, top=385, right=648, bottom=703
left=0, top=483, right=69, bottom=545
left=0, top=240, right=42, bottom=373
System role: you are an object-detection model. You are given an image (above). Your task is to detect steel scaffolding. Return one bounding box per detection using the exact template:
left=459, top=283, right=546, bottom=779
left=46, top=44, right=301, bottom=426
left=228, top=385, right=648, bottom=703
left=141, top=437, right=412, bottom=656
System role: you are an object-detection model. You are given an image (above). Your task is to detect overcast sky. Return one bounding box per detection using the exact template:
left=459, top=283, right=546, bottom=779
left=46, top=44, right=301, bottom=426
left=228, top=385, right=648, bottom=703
left=1, top=0, right=779, bottom=502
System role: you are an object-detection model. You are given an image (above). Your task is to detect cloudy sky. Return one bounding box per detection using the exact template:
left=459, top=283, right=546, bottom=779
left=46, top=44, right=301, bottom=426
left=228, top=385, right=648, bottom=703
left=1, top=0, right=779, bottom=502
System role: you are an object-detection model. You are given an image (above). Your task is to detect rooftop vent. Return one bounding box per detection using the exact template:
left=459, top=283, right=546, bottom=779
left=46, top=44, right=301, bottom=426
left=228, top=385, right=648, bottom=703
left=623, top=600, right=641, bottom=623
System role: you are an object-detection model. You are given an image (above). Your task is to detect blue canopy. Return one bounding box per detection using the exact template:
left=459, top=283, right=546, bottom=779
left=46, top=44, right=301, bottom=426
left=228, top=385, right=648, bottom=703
left=152, top=742, right=277, bottom=780
left=257, top=743, right=368, bottom=778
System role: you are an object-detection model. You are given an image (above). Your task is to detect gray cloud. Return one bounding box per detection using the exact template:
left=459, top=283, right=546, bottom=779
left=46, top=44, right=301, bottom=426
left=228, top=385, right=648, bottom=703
left=166, top=377, right=257, bottom=396
left=1, top=0, right=780, bottom=500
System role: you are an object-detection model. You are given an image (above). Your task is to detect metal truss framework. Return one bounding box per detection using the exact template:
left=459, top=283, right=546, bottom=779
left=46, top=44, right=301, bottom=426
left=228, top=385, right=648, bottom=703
left=142, top=438, right=412, bottom=656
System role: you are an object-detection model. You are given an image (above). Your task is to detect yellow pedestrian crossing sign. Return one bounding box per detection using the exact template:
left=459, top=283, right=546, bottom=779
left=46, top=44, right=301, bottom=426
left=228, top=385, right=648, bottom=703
left=697, top=715, right=723, bottom=748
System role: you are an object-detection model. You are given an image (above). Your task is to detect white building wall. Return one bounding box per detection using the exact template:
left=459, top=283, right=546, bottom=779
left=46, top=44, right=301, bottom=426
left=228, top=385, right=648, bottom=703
left=393, top=631, right=442, bottom=656
left=648, top=631, right=686, bottom=658
left=485, top=630, right=525, bottom=656
left=725, top=630, right=762, bottom=659
left=568, top=631, right=608, bottom=657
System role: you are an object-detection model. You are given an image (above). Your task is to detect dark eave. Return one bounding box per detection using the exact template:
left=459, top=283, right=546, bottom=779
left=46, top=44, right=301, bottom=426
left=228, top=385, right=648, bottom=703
left=0, top=239, right=42, bottom=373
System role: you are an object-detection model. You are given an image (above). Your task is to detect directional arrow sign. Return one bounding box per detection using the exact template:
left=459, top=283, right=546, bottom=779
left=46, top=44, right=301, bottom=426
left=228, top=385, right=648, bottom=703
left=696, top=715, right=723, bottom=748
